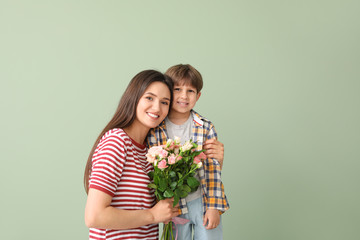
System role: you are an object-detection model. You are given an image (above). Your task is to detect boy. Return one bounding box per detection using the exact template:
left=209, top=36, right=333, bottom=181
left=147, top=64, right=229, bottom=240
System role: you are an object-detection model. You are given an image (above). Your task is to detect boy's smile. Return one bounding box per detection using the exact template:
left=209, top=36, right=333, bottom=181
left=176, top=101, right=189, bottom=106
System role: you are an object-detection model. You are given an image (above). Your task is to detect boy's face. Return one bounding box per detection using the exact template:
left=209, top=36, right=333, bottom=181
left=171, top=84, right=201, bottom=115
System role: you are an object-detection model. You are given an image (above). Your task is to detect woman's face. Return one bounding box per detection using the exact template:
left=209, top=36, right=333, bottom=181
left=134, top=81, right=171, bottom=130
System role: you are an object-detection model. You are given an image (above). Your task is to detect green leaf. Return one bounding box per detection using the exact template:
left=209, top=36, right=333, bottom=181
left=164, top=189, right=174, bottom=198
left=169, top=171, right=176, bottom=178
left=159, top=178, right=168, bottom=191
left=182, top=184, right=191, bottom=193
left=180, top=190, right=188, bottom=198
left=175, top=188, right=181, bottom=197
left=147, top=183, right=157, bottom=189
left=154, top=175, right=160, bottom=185
left=177, top=172, right=183, bottom=179
left=173, top=195, right=180, bottom=207
left=187, top=177, right=200, bottom=188
left=155, top=190, right=164, bottom=200
left=148, top=171, right=154, bottom=179
left=170, top=181, right=177, bottom=190
left=177, top=179, right=183, bottom=187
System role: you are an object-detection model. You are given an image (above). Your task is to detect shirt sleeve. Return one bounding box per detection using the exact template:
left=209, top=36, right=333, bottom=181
left=146, top=128, right=158, bottom=148
left=204, top=124, right=230, bottom=213
left=89, top=133, right=127, bottom=197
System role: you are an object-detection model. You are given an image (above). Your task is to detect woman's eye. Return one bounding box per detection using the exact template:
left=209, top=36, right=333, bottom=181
left=161, top=101, right=169, bottom=105
left=146, top=96, right=153, bottom=100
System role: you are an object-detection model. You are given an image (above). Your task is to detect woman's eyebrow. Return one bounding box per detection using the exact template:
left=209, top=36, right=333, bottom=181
left=144, top=92, right=156, bottom=96
left=145, top=92, right=170, bottom=101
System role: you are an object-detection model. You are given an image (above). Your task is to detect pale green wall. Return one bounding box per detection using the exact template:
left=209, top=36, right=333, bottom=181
left=1, top=1, right=359, bottom=239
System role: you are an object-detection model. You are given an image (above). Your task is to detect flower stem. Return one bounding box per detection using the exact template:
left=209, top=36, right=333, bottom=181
left=177, top=165, right=197, bottom=184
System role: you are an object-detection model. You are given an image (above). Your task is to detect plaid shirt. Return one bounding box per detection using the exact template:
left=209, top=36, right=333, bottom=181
left=147, top=110, right=229, bottom=215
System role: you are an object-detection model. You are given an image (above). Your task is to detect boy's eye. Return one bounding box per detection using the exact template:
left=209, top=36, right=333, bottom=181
left=174, top=88, right=181, bottom=91
left=188, top=89, right=195, bottom=93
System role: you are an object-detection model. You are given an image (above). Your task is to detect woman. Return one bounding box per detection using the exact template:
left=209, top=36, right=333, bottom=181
left=84, top=70, right=179, bottom=239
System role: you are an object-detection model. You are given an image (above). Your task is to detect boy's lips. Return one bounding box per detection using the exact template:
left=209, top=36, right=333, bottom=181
left=177, top=101, right=189, bottom=106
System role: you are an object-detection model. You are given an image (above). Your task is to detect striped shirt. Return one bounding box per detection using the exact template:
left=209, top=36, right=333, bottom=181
left=89, top=128, right=158, bottom=240
left=147, top=110, right=229, bottom=215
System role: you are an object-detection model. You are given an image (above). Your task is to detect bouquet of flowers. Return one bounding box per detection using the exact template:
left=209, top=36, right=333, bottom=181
left=146, top=137, right=206, bottom=240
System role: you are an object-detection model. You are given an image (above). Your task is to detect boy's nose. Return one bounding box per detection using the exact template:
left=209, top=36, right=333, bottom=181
left=180, top=91, right=188, bottom=99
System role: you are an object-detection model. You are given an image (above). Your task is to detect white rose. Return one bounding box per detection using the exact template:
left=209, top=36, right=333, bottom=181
left=180, top=141, right=193, bottom=152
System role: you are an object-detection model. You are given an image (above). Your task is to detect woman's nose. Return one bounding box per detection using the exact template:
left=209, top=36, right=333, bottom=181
left=152, top=100, right=161, bottom=111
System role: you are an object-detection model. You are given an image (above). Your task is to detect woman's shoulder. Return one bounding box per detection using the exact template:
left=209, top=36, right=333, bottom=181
left=102, top=128, right=127, bottom=139
left=98, top=128, right=131, bottom=147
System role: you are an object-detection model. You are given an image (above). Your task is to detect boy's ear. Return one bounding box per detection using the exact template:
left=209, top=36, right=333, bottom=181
left=196, top=92, right=201, bottom=101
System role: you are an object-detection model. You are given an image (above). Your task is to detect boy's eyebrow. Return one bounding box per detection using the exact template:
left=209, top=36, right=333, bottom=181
left=145, top=92, right=170, bottom=101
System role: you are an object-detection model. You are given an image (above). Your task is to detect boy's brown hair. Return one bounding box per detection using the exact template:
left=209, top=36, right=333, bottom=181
left=165, top=64, right=203, bottom=93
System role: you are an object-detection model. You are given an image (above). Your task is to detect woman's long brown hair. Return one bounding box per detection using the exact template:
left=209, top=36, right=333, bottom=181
left=84, top=70, right=173, bottom=193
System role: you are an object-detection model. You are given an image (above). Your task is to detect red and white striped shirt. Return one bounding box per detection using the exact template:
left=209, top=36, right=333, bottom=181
left=89, top=128, right=158, bottom=240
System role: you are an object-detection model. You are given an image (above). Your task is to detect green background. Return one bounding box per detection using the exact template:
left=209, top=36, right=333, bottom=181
left=1, top=0, right=359, bottom=239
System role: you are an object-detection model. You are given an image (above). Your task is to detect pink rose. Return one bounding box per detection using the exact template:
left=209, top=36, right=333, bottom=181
left=168, top=154, right=176, bottom=165
left=174, top=147, right=180, bottom=155
left=198, top=152, right=207, bottom=160
left=193, top=152, right=206, bottom=164
left=176, top=155, right=183, bottom=162
left=193, top=156, right=201, bottom=164
left=166, top=139, right=175, bottom=150
left=159, top=149, right=169, bottom=159
left=158, top=160, right=168, bottom=170
left=146, top=153, right=156, bottom=163
left=148, top=146, right=162, bottom=156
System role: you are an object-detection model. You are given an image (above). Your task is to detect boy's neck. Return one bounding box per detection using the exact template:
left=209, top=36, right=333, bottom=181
left=168, top=110, right=191, bottom=125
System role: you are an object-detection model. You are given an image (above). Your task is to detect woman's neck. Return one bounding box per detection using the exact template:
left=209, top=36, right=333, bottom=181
left=123, top=124, right=149, bottom=145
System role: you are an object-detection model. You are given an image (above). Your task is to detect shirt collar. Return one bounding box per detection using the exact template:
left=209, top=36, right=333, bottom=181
left=157, top=109, right=204, bottom=129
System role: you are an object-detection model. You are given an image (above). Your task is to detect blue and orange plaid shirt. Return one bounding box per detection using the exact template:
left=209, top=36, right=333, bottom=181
left=147, top=110, right=229, bottom=215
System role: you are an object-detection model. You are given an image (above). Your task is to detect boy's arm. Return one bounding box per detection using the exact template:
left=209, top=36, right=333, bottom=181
left=203, top=138, right=224, bottom=169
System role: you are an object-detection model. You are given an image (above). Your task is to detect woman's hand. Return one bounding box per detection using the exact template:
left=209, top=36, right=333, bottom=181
left=204, top=139, right=224, bottom=168
left=149, top=198, right=180, bottom=224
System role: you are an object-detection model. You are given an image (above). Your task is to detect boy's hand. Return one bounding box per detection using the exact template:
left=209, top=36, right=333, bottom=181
left=203, top=209, right=220, bottom=230
left=203, top=139, right=224, bottom=168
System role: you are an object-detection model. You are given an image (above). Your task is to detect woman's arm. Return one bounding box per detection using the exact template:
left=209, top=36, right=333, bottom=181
left=85, top=188, right=179, bottom=229
left=203, top=138, right=224, bottom=169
